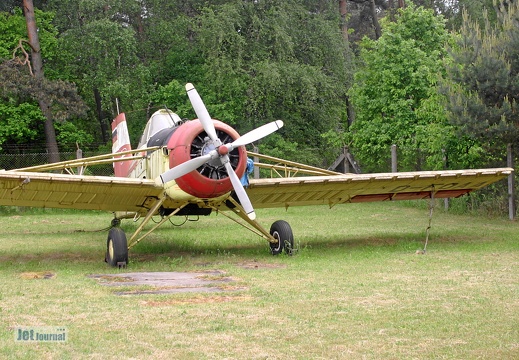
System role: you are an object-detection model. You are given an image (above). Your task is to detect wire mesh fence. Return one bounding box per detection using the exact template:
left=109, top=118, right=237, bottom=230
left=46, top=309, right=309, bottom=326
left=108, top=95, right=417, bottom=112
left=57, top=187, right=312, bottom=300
left=0, top=151, right=114, bottom=177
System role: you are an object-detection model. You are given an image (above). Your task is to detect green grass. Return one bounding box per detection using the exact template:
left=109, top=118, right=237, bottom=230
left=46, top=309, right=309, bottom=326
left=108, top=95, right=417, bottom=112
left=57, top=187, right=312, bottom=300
left=0, top=202, right=518, bottom=359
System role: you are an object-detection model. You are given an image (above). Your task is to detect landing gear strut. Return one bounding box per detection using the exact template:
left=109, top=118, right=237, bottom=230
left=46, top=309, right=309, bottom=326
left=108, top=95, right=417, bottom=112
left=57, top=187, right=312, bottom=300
left=106, top=227, right=128, bottom=268
left=269, top=220, right=294, bottom=255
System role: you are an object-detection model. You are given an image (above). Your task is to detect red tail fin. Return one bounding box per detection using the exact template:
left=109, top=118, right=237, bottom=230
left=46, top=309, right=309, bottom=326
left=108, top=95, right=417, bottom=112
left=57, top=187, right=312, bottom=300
left=111, top=113, right=132, bottom=177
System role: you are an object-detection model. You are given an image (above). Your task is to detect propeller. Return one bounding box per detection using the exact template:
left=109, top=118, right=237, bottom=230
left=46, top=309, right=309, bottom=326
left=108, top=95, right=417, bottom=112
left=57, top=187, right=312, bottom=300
left=185, top=83, right=219, bottom=143
left=158, top=83, right=283, bottom=220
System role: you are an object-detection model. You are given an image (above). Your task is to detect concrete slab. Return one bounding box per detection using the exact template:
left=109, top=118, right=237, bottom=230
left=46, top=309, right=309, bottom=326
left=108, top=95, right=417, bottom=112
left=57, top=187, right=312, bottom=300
left=89, top=271, right=244, bottom=295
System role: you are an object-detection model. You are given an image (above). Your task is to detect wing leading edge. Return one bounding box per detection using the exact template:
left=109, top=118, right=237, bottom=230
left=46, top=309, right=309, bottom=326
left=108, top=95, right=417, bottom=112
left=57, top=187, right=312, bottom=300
left=0, top=167, right=513, bottom=213
left=0, top=171, right=163, bottom=212
left=246, top=168, right=514, bottom=209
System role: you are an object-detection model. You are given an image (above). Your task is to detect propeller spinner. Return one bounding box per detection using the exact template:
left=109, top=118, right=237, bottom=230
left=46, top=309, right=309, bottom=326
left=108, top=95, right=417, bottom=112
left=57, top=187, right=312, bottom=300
left=159, top=83, right=283, bottom=220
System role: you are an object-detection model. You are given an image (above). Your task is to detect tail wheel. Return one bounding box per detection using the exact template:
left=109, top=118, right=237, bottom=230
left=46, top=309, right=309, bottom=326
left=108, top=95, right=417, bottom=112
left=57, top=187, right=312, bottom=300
left=106, top=227, right=128, bottom=267
left=269, top=220, right=294, bottom=255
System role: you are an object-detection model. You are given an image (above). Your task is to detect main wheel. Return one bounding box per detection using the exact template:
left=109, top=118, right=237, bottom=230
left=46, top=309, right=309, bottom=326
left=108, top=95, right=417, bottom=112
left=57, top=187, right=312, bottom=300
left=269, top=220, right=294, bottom=255
left=106, top=227, right=128, bottom=267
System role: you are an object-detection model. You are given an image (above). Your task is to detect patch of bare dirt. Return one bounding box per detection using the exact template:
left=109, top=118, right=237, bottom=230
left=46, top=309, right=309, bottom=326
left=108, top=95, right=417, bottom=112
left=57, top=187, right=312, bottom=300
left=19, top=271, right=56, bottom=280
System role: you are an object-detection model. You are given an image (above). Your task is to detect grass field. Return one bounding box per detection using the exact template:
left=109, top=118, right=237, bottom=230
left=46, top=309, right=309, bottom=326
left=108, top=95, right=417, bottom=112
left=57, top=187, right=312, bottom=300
left=0, top=202, right=518, bottom=359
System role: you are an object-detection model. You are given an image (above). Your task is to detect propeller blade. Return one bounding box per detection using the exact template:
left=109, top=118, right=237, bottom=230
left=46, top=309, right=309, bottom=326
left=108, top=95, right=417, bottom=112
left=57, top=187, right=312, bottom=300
left=223, top=160, right=256, bottom=220
left=227, top=120, right=284, bottom=151
left=159, top=152, right=215, bottom=184
left=185, top=83, right=218, bottom=142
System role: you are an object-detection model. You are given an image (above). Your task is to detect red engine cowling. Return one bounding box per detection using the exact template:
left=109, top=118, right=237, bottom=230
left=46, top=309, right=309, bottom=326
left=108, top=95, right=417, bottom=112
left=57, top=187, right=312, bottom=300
left=167, top=119, right=247, bottom=198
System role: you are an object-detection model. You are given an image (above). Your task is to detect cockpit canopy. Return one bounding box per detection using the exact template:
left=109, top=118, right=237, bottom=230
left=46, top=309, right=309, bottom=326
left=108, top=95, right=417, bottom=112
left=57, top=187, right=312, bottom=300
left=138, top=109, right=182, bottom=149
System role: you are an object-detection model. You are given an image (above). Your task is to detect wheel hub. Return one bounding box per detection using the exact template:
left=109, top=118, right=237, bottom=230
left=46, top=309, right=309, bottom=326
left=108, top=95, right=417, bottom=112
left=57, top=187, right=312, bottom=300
left=201, top=138, right=221, bottom=168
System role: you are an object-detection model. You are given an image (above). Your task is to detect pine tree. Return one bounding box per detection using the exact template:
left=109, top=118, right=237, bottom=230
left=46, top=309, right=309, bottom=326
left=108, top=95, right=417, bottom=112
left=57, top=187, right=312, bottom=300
left=444, top=0, right=519, bottom=166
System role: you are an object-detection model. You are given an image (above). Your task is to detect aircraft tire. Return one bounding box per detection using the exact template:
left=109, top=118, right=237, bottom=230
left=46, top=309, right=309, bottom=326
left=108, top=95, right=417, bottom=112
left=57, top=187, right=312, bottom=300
left=269, top=220, right=294, bottom=255
left=106, top=227, right=128, bottom=267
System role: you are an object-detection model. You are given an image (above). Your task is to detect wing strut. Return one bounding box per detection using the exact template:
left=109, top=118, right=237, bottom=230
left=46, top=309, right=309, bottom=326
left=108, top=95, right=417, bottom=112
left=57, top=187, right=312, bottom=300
left=127, top=200, right=190, bottom=250
left=215, top=196, right=278, bottom=244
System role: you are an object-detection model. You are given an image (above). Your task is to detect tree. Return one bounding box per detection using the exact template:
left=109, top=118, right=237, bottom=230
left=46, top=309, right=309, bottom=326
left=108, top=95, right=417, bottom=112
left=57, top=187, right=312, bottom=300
left=54, top=8, right=143, bottom=143
left=190, top=0, right=352, bottom=166
left=346, top=0, right=389, bottom=45
left=0, top=10, right=44, bottom=152
left=342, top=1, right=501, bottom=48
left=0, top=6, right=87, bottom=154
left=23, top=0, right=60, bottom=162
left=439, top=0, right=496, bottom=30
left=443, top=0, right=519, bottom=167
left=348, top=3, right=454, bottom=172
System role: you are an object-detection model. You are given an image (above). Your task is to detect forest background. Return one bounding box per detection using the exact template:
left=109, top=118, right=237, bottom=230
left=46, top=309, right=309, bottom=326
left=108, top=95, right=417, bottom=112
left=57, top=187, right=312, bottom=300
left=0, top=0, right=518, bottom=212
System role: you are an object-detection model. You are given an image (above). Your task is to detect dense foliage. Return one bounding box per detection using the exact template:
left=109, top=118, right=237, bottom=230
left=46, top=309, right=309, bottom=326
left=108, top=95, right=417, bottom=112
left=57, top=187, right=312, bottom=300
left=0, top=0, right=517, bottom=176
left=347, top=4, right=452, bottom=172
left=0, top=8, right=88, bottom=153
left=443, top=0, right=519, bottom=168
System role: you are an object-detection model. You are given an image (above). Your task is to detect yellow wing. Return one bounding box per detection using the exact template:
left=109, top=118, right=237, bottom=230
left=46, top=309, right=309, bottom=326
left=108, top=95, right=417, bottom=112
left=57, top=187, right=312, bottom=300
left=0, top=170, right=163, bottom=212
left=0, top=148, right=512, bottom=216
left=246, top=168, right=513, bottom=209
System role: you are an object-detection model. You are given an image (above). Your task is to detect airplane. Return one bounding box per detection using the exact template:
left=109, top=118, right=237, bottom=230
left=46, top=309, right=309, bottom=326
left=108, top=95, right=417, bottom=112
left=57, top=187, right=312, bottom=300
left=0, top=83, right=513, bottom=267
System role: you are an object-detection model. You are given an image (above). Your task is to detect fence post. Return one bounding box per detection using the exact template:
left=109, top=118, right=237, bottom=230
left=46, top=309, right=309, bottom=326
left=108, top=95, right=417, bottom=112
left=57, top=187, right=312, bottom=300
left=507, top=143, right=516, bottom=220
left=391, top=144, right=397, bottom=172
left=76, top=144, right=83, bottom=175
left=443, top=148, right=449, bottom=211
left=253, top=146, right=259, bottom=179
